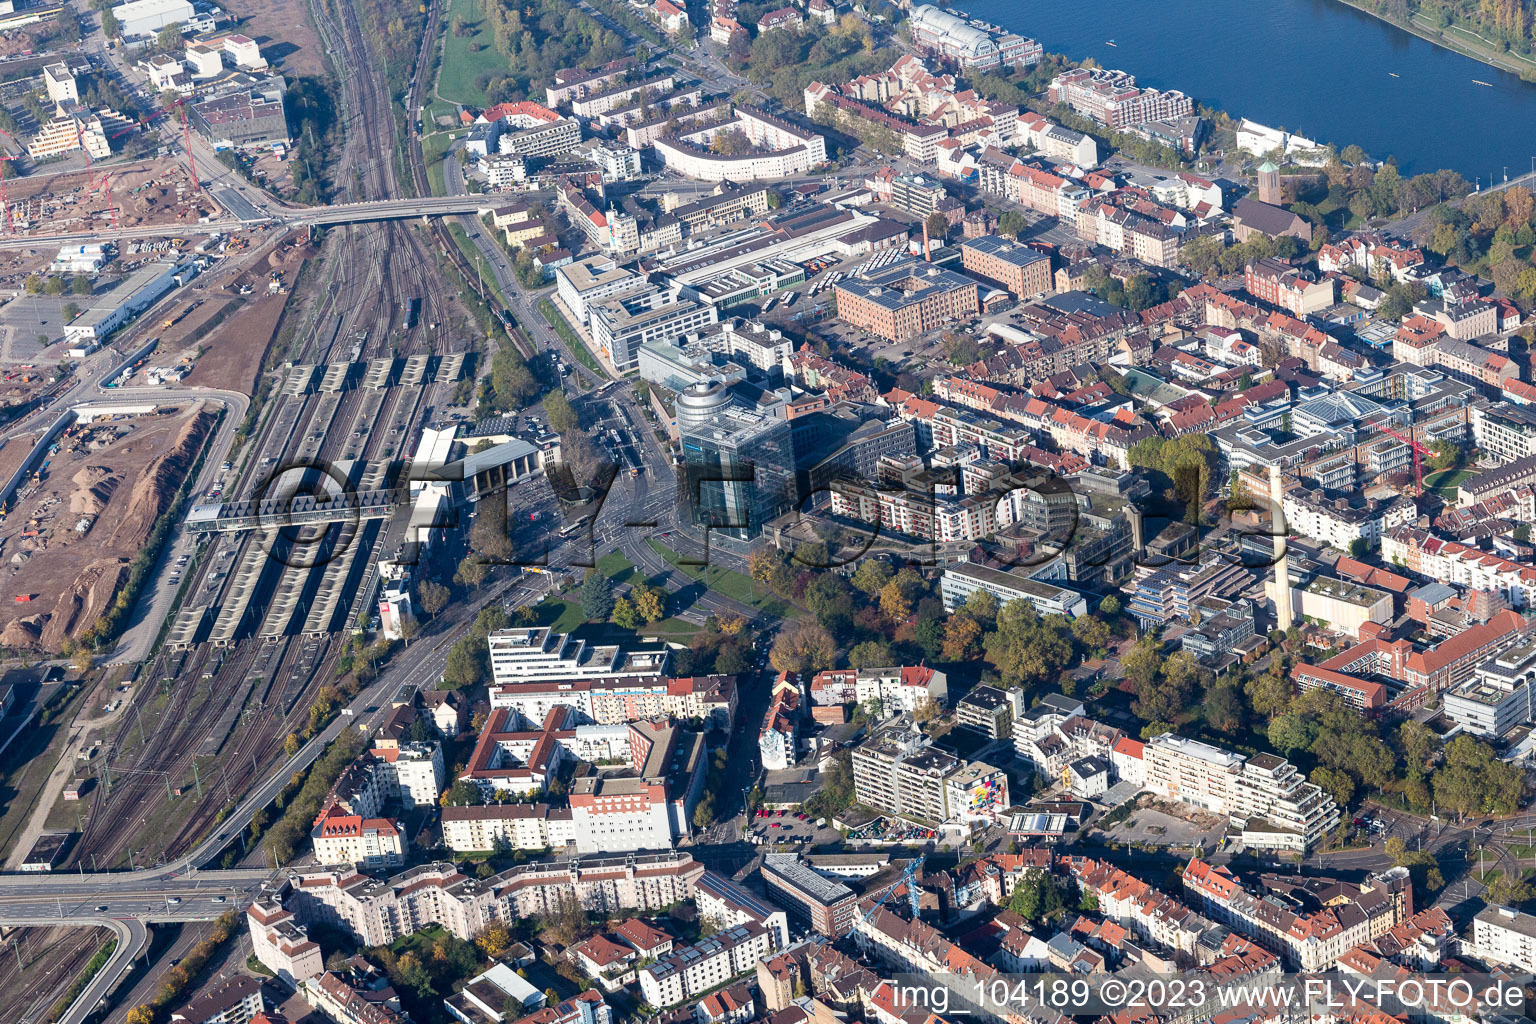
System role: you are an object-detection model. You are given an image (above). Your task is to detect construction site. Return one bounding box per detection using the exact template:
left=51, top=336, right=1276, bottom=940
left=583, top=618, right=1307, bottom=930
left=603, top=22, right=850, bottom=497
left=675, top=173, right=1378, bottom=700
left=1, top=159, right=216, bottom=236
left=0, top=401, right=215, bottom=652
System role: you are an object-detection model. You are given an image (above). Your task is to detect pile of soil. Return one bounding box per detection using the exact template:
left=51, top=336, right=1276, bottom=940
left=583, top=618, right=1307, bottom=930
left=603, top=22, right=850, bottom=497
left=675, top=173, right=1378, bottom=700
left=110, top=409, right=216, bottom=550
left=0, top=615, right=42, bottom=647
left=39, top=557, right=128, bottom=650
left=69, top=466, right=118, bottom=516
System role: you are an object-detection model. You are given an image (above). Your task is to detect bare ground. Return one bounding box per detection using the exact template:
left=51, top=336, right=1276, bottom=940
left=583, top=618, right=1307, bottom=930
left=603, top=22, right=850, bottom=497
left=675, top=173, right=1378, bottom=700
left=0, top=404, right=216, bottom=652
left=223, top=0, right=332, bottom=77
left=7, top=158, right=218, bottom=236
left=182, top=243, right=309, bottom=392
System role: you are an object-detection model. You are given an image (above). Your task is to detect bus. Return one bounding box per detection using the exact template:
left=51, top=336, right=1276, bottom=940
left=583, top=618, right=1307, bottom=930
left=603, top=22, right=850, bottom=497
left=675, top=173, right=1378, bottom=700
left=558, top=515, right=593, bottom=539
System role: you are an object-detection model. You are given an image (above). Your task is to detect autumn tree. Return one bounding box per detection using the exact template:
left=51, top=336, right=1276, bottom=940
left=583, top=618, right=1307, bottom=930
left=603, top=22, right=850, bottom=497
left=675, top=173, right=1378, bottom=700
left=418, top=581, right=450, bottom=616
left=942, top=614, right=982, bottom=661
left=770, top=620, right=837, bottom=675
left=879, top=579, right=913, bottom=622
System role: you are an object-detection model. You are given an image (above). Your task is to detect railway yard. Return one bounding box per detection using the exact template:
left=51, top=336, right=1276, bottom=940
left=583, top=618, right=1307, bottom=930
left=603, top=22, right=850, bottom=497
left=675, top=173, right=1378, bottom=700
left=0, top=0, right=587, bottom=1015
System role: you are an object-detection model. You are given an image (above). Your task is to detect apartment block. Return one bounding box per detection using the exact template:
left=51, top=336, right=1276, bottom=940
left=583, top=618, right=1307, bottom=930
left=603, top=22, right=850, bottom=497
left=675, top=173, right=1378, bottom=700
left=369, top=741, right=445, bottom=807
left=247, top=896, right=325, bottom=988
left=640, top=922, right=773, bottom=1008
left=1473, top=905, right=1536, bottom=971
left=695, top=871, right=789, bottom=948
left=286, top=854, right=703, bottom=946
left=850, top=718, right=1009, bottom=825
left=1144, top=734, right=1338, bottom=852
left=1048, top=68, right=1193, bottom=129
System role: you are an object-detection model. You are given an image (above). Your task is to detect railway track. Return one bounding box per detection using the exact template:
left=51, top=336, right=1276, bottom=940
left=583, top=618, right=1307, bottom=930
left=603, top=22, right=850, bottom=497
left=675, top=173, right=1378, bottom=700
left=72, top=0, right=472, bottom=872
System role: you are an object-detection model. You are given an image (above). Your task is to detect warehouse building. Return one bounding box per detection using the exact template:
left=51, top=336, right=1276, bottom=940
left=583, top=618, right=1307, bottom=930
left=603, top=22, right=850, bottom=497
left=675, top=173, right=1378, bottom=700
left=111, top=0, right=194, bottom=38
left=189, top=78, right=289, bottom=150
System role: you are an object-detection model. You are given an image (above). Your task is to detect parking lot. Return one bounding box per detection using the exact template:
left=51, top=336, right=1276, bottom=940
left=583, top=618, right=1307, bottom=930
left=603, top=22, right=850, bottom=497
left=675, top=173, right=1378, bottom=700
left=748, top=807, right=841, bottom=847
left=1102, top=803, right=1229, bottom=853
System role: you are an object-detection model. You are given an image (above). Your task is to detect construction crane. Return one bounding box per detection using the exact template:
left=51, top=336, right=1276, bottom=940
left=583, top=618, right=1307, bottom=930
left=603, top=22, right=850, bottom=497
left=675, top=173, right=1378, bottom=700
left=177, top=102, right=200, bottom=193
left=859, top=852, right=926, bottom=925
left=1377, top=423, right=1432, bottom=497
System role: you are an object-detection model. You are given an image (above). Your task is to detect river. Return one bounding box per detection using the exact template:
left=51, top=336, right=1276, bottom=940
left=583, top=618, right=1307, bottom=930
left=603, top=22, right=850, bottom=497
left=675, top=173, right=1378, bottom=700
left=960, top=0, right=1536, bottom=179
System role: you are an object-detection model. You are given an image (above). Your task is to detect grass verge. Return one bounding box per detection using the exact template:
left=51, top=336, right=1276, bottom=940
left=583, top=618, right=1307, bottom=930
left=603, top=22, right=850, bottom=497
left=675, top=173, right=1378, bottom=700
left=538, top=298, right=608, bottom=379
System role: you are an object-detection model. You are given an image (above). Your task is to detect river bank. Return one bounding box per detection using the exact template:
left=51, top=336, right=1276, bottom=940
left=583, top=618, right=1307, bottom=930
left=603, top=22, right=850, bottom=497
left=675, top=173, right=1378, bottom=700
left=1331, top=0, right=1536, bottom=79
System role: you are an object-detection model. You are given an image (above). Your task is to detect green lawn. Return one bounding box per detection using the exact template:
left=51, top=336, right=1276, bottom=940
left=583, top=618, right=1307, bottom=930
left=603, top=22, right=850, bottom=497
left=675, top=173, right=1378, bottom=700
left=1424, top=468, right=1472, bottom=498
left=425, top=98, right=458, bottom=128
left=530, top=596, right=587, bottom=633
left=437, top=0, right=508, bottom=106
left=647, top=540, right=800, bottom=617
left=422, top=131, right=452, bottom=196
left=597, top=549, right=641, bottom=585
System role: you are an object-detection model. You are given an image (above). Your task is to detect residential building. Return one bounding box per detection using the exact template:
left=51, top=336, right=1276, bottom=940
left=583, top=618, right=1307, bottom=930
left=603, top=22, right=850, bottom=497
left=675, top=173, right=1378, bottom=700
left=1281, top=484, right=1416, bottom=550
left=369, top=741, right=445, bottom=807
left=1144, top=735, right=1339, bottom=852
left=28, top=109, right=112, bottom=160
left=808, top=666, right=949, bottom=718
left=169, top=975, right=264, bottom=1024
left=653, top=107, right=827, bottom=183
left=755, top=7, right=803, bottom=32
left=310, top=805, right=407, bottom=870
left=640, top=923, right=774, bottom=1008
left=546, top=59, right=636, bottom=107
left=1048, top=68, right=1193, bottom=129
left=1472, top=403, right=1536, bottom=464
left=302, top=969, right=408, bottom=1024
left=694, top=871, right=791, bottom=948
left=851, top=718, right=1009, bottom=825
left=285, top=855, right=703, bottom=945
left=247, top=896, right=325, bottom=988
left=43, top=62, right=77, bottom=103
left=1183, top=858, right=1411, bottom=971
left=1245, top=258, right=1336, bottom=318
left=1473, top=905, right=1536, bottom=972
left=955, top=684, right=1023, bottom=739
